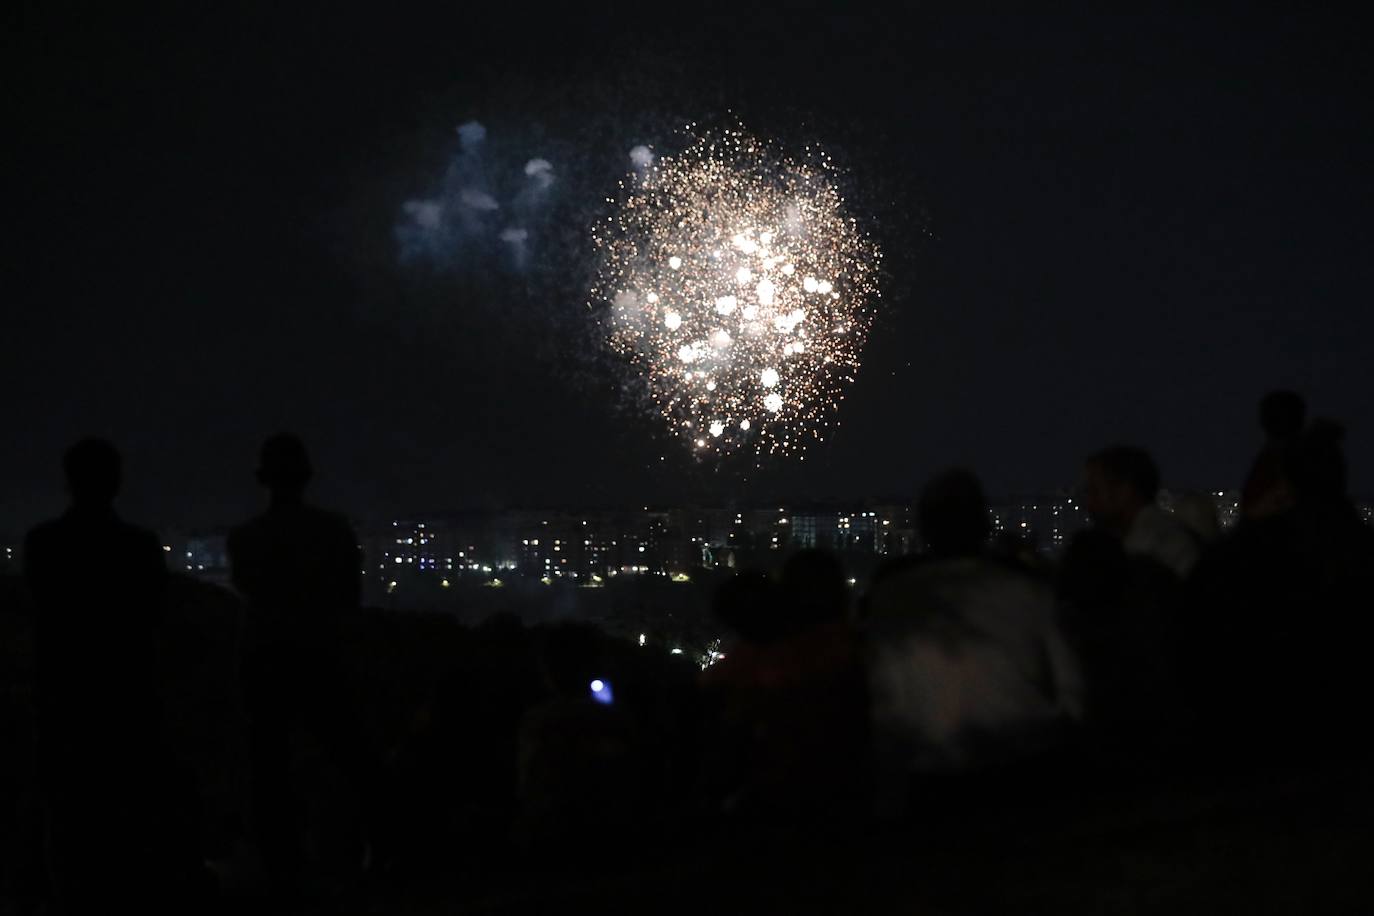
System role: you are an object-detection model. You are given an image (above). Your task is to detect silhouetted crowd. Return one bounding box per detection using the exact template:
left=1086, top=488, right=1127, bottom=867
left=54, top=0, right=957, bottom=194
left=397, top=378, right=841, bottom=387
left=2, top=391, right=1372, bottom=914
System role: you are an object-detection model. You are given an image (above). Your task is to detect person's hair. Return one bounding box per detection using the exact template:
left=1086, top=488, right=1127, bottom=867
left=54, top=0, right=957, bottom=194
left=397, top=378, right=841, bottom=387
left=918, top=468, right=990, bottom=557
left=1086, top=446, right=1160, bottom=502
left=257, top=433, right=312, bottom=494
left=1259, top=390, right=1306, bottom=441
left=63, top=438, right=122, bottom=505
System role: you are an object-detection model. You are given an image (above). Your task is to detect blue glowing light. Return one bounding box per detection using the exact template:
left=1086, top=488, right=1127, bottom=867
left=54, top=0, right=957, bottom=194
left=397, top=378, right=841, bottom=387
left=589, top=678, right=614, bottom=705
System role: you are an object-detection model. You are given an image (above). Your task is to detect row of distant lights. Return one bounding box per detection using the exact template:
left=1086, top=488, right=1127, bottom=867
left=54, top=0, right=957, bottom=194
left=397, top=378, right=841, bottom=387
left=634, top=633, right=727, bottom=671
left=383, top=565, right=689, bottom=592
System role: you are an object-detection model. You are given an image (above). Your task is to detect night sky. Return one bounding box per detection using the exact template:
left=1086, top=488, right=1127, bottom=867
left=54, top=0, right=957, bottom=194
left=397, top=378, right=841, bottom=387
left=7, top=4, right=1371, bottom=533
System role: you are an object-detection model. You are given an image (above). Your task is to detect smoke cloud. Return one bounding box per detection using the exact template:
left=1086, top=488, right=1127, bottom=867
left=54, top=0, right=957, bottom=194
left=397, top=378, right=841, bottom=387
left=456, top=120, right=487, bottom=147
left=459, top=188, right=500, bottom=211
left=524, top=158, right=554, bottom=189
left=630, top=144, right=654, bottom=172
left=395, top=124, right=673, bottom=293
left=396, top=120, right=558, bottom=272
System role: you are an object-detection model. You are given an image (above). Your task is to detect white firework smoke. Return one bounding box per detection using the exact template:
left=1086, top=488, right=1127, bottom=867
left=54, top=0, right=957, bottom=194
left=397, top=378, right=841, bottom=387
left=591, top=126, right=881, bottom=459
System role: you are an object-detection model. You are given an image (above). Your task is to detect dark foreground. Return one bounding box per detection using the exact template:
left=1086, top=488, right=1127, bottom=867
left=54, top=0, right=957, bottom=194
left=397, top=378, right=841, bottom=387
left=216, top=755, right=1370, bottom=915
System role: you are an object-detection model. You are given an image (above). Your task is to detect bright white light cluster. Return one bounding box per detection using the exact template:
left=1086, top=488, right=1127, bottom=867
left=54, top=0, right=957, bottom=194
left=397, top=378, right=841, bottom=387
left=592, top=127, right=881, bottom=458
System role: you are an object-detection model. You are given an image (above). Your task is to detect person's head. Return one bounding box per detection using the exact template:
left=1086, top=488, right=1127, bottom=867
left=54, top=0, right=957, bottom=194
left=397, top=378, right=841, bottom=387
left=780, top=549, right=848, bottom=627
left=917, top=468, right=989, bottom=558
left=63, top=438, right=122, bottom=509
left=256, top=433, right=312, bottom=501
left=1082, top=446, right=1159, bottom=536
left=1259, top=390, right=1306, bottom=442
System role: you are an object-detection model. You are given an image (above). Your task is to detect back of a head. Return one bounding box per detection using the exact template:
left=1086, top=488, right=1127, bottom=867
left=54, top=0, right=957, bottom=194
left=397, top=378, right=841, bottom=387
left=781, top=549, right=848, bottom=627
left=1086, top=446, right=1160, bottom=504
left=918, top=468, right=990, bottom=557
left=64, top=438, right=122, bottom=508
left=256, top=433, right=312, bottom=498
left=1259, top=390, right=1306, bottom=441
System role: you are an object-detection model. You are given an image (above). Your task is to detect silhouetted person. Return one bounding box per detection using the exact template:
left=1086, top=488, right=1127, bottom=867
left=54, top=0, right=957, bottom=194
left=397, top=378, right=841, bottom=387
left=1057, top=529, right=1186, bottom=762
left=1082, top=446, right=1199, bottom=578
left=229, top=435, right=360, bottom=653
left=22, top=439, right=189, bottom=913
left=864, top=469, right=1082, bottom=807
left=515, top=623, right=639, bottom=858
left=1241, top=389, right=1305, bottom=519
left=703, top=557, right=871, bottom=821
left=918, top=468, right=992, bottom=558
left=1188, top=418, right=1374, bottom=758
left=227, top=434, right=372, bottom=891
left=388, top=613, right=540, bottom=874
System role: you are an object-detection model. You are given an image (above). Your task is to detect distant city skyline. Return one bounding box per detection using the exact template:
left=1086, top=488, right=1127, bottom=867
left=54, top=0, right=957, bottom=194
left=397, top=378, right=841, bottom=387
left=21, top=489, right=1374, bottom=610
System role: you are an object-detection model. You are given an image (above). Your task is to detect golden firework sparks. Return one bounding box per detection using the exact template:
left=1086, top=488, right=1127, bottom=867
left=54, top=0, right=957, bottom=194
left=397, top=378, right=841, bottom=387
left=592, top=126, right=881, bottom=459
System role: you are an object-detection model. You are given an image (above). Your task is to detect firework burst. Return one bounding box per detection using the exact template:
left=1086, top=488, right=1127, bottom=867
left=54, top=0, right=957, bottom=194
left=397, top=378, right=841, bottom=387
left=591, top=126, right=881, bottom=459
